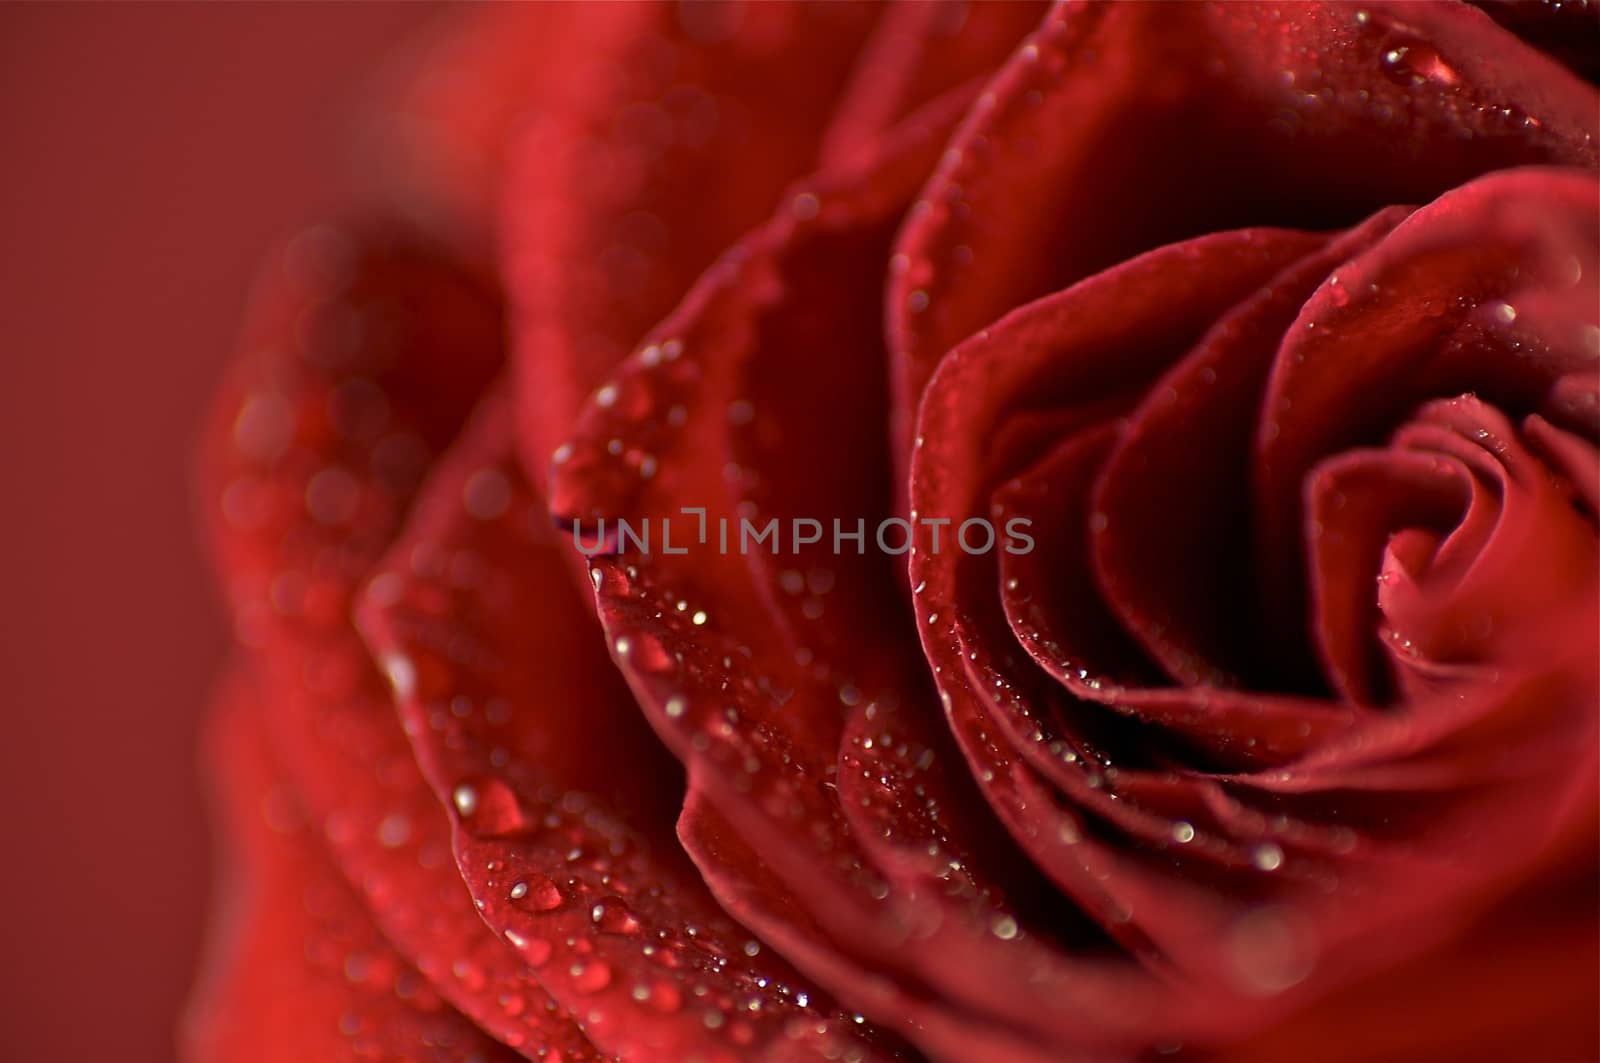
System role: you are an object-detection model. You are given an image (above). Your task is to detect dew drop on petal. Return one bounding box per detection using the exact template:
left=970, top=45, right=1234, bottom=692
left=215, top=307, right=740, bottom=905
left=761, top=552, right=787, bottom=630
left=620, top=631, right=674, bottom=672
left=305, top=466, right=360, bottom=525
left=1378, top=40, right=1458, bottom=87
left=572, top=961, right=612, bottom=994
left=376, top=813, right=410, bottom=848
left=462, top=467, right=512, bottom=520
left=382, top=654, right=416, bottom=698
left=457, top=776, right=532, bottom=837
left=509, top=875, right=563, bottom=911
left=517, top=935, right=552, bottom=967
left=233, top=393, right=294, bottom=462
left=1252, top=842, right=1285, bottom=871
left=645, top=981, right=682, bottom=1013
left=1227, top=907, right=1315, bottom=995
left=591, top=897, right=641, bottom=936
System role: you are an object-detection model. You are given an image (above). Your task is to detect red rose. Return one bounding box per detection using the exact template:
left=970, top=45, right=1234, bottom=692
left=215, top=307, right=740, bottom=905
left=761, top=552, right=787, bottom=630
left=186, top=3, right=1599, bottom=1061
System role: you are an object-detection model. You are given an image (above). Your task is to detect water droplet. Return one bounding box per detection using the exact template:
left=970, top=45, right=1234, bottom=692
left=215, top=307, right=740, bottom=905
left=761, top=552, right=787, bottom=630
left=509, top=875, right=563, bottom=911
left=591, top=897, right=641, bottom=936
left=572, top=961, right=612, bottom=994
left=305, top=466, right=360, bottom=525
left=989, top=913, right=1019, bottom=940
left=376, top=813, right=410, bottom=848
left=1227, top=907, right=1315, bottom=994
left=1379, top=41, right=1458, bottom=87
left=452, top=959, right=485, bottom=991
left=1326, top=273, right=1352, bottom=308
left=1171, top=821, right=1195, bottom=844
left=644, top=980, right=681, bottom=1013
left=458, top=777, right=533, bottom=837
left=1252, top=842, right=1285, bottom=871
left=233, top=393, right=294, bottom=462
left=618, top=630, right=673, bottom=672
left=512, top=933, right=551, bottom=966
left=462, top=468, right=512, bottom=520
left=381, top=654, right=415, bottom=698
left=664, top=695, right=688, bottom=719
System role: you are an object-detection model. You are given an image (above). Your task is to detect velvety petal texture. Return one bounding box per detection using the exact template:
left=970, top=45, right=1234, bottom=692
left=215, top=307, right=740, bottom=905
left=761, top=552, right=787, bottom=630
left=190, top=3, right=1599, bottom=1061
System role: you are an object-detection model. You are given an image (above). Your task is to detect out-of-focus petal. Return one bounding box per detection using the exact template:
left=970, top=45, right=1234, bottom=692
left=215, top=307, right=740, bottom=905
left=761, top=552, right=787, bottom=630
left=359, top=394, right=902, bottom=1062
left=182, top=672, right=544, bottom=1063
left=504, top=1, right=884, bottom=494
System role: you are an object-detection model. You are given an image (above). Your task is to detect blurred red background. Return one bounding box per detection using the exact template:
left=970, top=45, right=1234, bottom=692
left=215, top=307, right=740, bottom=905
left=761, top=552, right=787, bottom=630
left=0, top=6, right=441, bottom=1060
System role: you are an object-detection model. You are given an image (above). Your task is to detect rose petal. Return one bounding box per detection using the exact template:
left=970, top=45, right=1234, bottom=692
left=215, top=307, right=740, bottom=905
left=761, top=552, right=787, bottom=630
left=359, top=393, right=900, bottom=1062
left=1306, top=450, right=1472, bottom=704
left=887, top=0, right=1597, bottom=476
left=1254, top=167, right=1599, bottom=677
left=913, top=227, right=1347, bottom=773
left=370, top=4, right=578, bottom=249
left=1231, top=869, right=1599, bottom=1062
left=908, top=166, right=1598, bottom=1038
left=998, top=425, right=1351, bottom=766
left=183, top=672, right=541, bottom=1063
left=1469, top=0, right=1600, bottom=83
left=546, top=96, right=1224, bottom=1058
left=504, top=1, right=885, bottom=493
left=1090, top=208, right=1410, bottom=691
left=820, top=0, right=1047, bottom=169
left=1525, top=411, right=1600, bottom=513
left=677, top=794, right=1074, bottom=1063
left=200, top=225, right=601, bottom=1059
left=1376, top=396, right=1597, bottom=668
